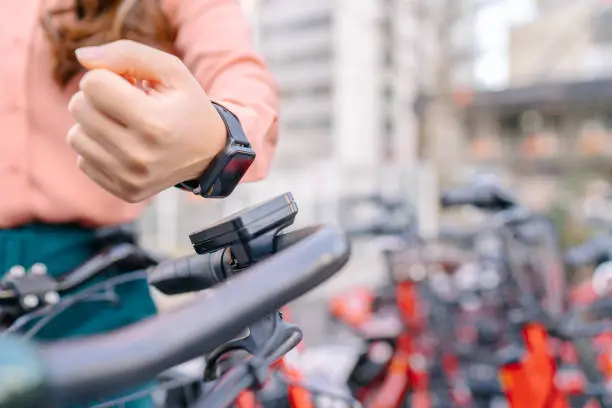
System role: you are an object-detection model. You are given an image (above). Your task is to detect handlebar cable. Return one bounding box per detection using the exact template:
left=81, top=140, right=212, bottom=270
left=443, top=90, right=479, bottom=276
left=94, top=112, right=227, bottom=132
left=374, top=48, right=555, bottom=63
left=5, top=270, right=148, bottom=338
left=90, top=371, right=200, bottom=408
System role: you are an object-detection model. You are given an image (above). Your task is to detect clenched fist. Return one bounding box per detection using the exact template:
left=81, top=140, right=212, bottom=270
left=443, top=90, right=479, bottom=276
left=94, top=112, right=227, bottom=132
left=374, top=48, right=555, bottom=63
left=67, top=40, right=227, bottom=203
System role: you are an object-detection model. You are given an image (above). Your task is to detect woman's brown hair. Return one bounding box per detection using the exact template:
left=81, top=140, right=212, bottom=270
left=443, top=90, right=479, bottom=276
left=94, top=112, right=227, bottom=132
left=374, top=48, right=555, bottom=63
left=42, top=0, right=176, bottom=87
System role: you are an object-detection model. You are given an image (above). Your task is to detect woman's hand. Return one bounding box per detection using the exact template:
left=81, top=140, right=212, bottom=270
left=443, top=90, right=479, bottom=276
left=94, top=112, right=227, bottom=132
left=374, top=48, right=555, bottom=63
left=67, top=40, right=227, bottom=203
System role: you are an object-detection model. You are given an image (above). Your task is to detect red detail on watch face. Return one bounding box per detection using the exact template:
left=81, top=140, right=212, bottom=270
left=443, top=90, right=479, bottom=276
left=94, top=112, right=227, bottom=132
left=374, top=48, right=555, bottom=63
left=208, top=153, right=255, bottom=197
left=225, top=155, right=252, bottom=182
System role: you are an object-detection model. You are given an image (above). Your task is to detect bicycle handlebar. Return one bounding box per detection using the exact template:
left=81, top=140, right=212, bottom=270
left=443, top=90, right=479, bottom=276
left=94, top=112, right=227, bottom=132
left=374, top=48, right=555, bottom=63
left=440, top=184, right=517, bottom=212
left=0, top=225, right=350, bottom=408
left=148, top=226, right=339, bottom=295
left=565, top=236, right=612, bottom=267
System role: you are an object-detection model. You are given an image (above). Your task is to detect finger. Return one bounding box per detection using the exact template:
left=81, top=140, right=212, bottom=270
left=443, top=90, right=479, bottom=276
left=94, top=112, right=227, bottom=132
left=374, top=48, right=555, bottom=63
left=68, top=91, right=139, bottom=164
left=66, top=124, right=118, bottom=169
left=78, top=69, right=154, bottom=129
left=77, top=156, right=123, bottom=198
left=75, top=40, right=195, bottom=89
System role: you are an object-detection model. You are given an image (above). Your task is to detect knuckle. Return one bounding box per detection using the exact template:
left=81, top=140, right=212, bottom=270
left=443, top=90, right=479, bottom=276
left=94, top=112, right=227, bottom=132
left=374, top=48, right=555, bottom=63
left=68, top=92, right=87, bottom=116
left=140, top=117, right=172, bottom=140
left=123, top=152, right=153, bottom=176
left=122, top=191, right=141, bottom=204
left=76, top=156, right=86, bottom=171
left=79, top=69, right=108, bottom=92
left=118, top=176, right=142, bottom=200
left=164, top=54, right=189, bottom=79
left=66, top=125, right=82, bottom=148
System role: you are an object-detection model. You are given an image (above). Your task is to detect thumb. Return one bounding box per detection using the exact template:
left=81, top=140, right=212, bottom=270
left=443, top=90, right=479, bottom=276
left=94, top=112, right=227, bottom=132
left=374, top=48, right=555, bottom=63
left=75, top=40, right=194, bottom=89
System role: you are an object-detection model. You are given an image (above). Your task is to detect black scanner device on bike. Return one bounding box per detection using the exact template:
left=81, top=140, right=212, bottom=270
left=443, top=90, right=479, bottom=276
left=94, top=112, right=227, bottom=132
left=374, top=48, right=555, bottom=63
left=149, top=193, right=298, bottom=295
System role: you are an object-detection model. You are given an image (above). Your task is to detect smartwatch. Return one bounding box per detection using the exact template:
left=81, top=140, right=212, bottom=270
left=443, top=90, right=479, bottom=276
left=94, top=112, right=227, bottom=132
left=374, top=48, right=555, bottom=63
left=176, top=102, right=256, bottom=198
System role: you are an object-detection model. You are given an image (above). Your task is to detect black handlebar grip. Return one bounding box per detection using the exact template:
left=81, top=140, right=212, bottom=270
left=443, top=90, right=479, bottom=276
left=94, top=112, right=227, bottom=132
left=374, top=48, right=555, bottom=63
left=148, top=250, right=228, bottom=295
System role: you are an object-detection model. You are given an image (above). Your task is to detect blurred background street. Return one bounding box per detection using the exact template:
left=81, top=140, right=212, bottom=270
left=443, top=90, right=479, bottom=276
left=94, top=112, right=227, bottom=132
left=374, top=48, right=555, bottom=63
left=144, top=0, right=612, bottom=346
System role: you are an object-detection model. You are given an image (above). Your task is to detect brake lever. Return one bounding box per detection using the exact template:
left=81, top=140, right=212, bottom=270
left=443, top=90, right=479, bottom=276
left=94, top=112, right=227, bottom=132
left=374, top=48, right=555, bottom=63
left=204, top=311, right=300, bottom=380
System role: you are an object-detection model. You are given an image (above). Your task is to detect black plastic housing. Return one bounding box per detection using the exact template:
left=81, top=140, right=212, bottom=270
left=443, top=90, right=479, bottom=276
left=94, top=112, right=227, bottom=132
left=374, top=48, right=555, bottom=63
left=189, top=193, right=298, bottom=266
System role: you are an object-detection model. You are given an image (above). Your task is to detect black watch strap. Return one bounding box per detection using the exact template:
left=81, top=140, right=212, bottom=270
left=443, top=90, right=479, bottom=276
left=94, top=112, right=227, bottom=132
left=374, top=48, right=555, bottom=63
left=211, top=102, right=251, bottom=148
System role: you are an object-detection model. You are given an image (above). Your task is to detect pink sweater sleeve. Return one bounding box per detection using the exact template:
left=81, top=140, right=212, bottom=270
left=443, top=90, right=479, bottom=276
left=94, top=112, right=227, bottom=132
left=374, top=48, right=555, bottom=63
left=164, top=0, right=279, bottom=182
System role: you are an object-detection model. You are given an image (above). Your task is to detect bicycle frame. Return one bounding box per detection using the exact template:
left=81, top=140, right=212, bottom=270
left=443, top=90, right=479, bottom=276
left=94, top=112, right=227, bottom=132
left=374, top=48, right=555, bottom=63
left=329, top=283, right=416, bottom=407
left=499, top=323, right=567, bottom=408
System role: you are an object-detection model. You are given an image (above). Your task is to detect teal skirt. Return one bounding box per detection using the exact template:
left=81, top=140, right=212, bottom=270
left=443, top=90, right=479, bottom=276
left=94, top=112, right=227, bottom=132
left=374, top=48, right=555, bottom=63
left=0, top=223, right=158, bottom=407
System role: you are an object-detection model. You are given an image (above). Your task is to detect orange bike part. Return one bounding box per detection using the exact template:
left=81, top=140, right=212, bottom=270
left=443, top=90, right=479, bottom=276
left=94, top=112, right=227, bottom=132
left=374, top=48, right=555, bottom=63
left=407, top=349, right=430, bottom=408
left=235, top=390, right=258, bottom=408
left=499, top=324, right=568, bottom=408
left=235, top=358, right=314, bottom=408
left=366, top=350, right=412, bottom=408
left=396, top=281, right=420, bottom=328
left=275, top=358, right=315, bottom=408
left=364, top=332, right=415, bottom=408
left=329, top=288, right=375, bottom=328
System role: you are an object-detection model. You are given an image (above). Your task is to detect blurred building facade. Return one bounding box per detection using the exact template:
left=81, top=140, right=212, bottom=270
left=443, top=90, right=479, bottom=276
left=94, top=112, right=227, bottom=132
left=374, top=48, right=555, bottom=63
left=461, top=0, right=612, bottom=168
left=441, top=0, right=612, bottom=227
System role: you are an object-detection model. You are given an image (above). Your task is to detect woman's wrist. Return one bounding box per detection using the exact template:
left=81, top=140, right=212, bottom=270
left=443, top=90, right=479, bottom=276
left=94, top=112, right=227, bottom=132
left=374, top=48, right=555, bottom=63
left=180, top=101, right=228, bottom=182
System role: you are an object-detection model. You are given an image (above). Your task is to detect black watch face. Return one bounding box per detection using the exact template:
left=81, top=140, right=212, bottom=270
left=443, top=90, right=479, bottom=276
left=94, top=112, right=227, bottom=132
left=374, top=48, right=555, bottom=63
left=208, top=151, right=255, bottom=197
